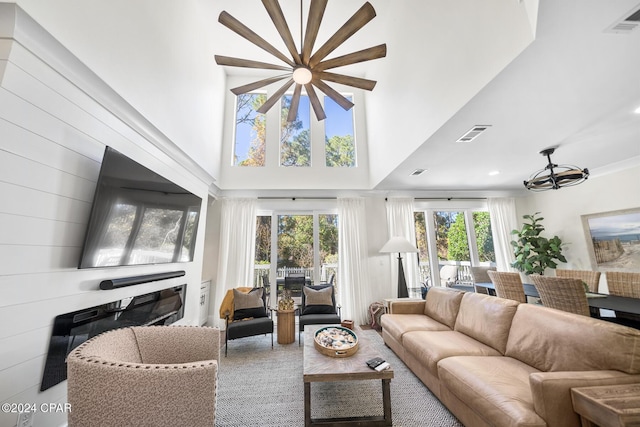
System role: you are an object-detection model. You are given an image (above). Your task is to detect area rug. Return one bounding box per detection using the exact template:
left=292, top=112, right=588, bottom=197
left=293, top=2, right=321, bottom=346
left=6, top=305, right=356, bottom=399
left=216, top=329, right=463, bottom=426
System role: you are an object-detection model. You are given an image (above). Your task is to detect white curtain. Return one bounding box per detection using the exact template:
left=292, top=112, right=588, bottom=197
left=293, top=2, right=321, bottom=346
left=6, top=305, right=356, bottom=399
left=337, top=198, right=372, bottom=325
left=213, top=198, right=257, bottom=328
left=487, top=197, right=518, bottom=272
left=385, top=197, right=420, bottom=294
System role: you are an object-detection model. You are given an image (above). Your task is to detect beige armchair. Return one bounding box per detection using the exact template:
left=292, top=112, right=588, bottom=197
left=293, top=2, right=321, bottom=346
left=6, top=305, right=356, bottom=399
left=67, top=325, right=220, bottom=427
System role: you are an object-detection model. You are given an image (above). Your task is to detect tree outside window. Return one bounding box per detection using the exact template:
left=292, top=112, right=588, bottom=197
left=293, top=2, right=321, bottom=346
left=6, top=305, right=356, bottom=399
left=324, top=96, right=355, bottom=167
left=280, top=95, right=311, bottom=166
left=234, top=93, right=266, bottom=166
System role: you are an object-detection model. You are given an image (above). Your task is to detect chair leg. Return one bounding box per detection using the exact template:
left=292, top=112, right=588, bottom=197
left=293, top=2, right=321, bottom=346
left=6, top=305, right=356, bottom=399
left=271, top=331, right=273, bottom=348
left=225, top=333, right=228, bottom=357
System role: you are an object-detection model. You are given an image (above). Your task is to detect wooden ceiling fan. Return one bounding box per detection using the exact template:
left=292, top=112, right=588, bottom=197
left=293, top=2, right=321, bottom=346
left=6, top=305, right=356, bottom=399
left=215, top=0, right=386, bottom=122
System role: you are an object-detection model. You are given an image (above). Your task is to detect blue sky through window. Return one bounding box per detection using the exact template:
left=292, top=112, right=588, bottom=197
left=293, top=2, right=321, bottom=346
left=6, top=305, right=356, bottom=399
left=324, top=96, right=354, bottom=139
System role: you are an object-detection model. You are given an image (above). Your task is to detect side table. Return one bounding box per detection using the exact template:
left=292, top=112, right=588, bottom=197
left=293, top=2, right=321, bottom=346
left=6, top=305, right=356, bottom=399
left=571, top=383, right=640, bottom=427
left=277, top=309, right=295, bottom=344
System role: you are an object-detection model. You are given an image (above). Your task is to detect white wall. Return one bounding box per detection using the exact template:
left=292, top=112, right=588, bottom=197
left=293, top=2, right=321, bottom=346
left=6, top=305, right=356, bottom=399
left=515, top=164, right=640, bottom=293
left=0, top=6, right=212, bottom=427
left=13, top=0, right=227, bottom=181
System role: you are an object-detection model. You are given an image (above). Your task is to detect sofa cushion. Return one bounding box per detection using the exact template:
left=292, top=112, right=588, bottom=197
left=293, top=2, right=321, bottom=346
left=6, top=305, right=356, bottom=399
left=132, top=326, right=220, bottom=365
left=454, top=292, right=519, bottom=354
left=423, top=287, right=464, bottom=329
left=380, top=314, right=450, bottom=343
left=506, top=303, right=640, bottom=373
left=438, top=356, right=545, bottom=427
left=78, top=327, right=142, bottom=364
left=403, top=330, right=502, bottom=377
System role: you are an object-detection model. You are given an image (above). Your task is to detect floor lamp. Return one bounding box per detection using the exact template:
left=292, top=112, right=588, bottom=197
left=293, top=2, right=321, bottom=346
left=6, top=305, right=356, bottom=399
left=380, top=236, right=419, bottom=298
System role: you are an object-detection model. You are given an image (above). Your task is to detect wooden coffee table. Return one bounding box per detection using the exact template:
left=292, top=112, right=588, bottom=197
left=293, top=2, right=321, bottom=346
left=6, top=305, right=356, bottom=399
left=303, top=325, right=394, bottom=426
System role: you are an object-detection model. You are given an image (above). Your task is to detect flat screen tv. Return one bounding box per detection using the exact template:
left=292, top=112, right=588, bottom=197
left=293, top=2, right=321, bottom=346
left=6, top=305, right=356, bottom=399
left=78, top=147, right=202, bottom=269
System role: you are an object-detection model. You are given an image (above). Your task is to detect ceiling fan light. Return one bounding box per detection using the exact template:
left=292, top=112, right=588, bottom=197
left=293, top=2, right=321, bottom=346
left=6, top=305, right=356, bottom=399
left=293, top=67, right=312, bottom=84
left=523, top=148, right=589, bottom=191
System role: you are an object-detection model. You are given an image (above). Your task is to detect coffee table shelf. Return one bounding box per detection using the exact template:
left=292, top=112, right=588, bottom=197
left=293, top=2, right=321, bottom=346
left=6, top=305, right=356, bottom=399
left=303, top=325, right=393, bottom=426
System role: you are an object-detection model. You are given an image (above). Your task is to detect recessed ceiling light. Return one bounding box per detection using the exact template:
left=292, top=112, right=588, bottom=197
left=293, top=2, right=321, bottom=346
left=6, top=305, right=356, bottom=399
left=488, top=170, right=500, bottom=176
left=634, top=106, right=640, bottom=114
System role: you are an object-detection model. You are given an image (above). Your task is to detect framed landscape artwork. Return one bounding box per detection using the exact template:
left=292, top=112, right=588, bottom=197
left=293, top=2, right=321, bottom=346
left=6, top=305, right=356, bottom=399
left=581, top=207, right=640, bottom=271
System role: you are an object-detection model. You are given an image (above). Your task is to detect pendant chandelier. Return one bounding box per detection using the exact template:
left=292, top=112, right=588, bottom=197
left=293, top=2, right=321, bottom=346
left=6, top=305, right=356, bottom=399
left=523, top=148, right=589, bottom=191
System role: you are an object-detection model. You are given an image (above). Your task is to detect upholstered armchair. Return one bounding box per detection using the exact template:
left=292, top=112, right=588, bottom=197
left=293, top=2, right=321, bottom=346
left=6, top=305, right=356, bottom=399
left=221, top=287, right=273, bottom=356
left=298, top=284, right=341, bottom=344
left=67, top=325, right=220, bottom=427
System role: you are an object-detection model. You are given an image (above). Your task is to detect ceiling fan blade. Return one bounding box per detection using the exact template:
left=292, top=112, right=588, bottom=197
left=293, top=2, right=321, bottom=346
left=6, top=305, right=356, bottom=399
left=215, top=55, right=291, bottom=71
left=304, top=83, right=326, bottom=121
left=312, top=78, right=354, bottom=111
left=316, top=71, right=377, bottom=91
left=287, top=84, right=303, bottom=122
left=256, top=78, right=295, bottom=114
left=308, top=2, right=377, bottom=68
left=314, top=44, right=387, bottom=71
left=231, top=75, right=291, bottom=96
left=262, top=0, right=302, bottom=64
left=219, top=11, right=294, bottom=67
left=301, top=0, right=328, bottom=65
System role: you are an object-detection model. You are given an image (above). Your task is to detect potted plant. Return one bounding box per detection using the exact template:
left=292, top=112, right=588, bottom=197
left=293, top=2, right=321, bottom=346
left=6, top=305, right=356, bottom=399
left=510, top=212, right=566, bottom=275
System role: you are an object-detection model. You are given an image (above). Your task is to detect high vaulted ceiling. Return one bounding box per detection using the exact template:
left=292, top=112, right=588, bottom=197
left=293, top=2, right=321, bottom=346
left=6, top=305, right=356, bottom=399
left=13, top=0, right=640, bottom=196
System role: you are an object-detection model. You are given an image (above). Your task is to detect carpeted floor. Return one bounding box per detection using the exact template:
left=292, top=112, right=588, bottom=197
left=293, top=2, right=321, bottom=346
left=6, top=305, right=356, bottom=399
left=216, top=329, right=463, bottom=426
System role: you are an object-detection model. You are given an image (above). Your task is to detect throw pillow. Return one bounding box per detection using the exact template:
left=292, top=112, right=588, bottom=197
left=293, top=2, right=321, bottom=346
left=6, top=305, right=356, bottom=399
left=233, top=288, right=267, bottom=320
left=302, top=286, right=335, bottom=315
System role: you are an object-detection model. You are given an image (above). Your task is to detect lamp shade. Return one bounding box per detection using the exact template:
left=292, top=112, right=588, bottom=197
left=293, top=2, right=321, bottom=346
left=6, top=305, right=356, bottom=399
left=380, top=236, right=418, bottom=254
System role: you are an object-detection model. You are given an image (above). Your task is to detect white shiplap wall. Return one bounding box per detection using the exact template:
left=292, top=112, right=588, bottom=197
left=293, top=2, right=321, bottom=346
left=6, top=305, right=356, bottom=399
left=0, top=5, right=213, bottom=427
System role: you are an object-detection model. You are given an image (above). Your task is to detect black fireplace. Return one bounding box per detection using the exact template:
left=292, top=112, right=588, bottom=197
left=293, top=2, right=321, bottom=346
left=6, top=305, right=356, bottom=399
left=40, top=284, right=186, bottom=391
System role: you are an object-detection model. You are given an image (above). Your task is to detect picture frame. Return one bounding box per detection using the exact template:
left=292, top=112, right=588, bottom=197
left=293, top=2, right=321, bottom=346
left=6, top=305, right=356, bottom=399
left=581, top=207, right=640, bottom=271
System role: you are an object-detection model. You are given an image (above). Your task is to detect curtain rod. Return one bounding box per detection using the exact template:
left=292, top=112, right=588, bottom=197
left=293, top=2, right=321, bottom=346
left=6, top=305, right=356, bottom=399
left=388, top=197, right=487, bottom=201
left=258, top=197, right=337, bottom=200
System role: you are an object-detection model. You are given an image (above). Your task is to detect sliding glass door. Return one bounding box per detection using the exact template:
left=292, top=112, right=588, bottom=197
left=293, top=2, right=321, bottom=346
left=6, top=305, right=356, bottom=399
left=254, top=211, right=338, bottom=308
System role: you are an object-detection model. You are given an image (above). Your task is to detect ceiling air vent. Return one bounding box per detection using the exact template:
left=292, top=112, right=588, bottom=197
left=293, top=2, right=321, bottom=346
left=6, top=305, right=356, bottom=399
left=410, top=168, right=426, bottom=176
left=456, top=125, right=491, bottom=143
left=605, top=5, right=640, bottom=34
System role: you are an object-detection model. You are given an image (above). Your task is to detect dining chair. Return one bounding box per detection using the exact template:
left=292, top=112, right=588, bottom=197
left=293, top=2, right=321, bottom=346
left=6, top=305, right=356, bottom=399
left=530, top=276, right=591, bottom=316
left=284, top=273, right=306, bottom=304
left=556, top=269, right=601, bottom=293
left=606, top=271, right=640, bottom=298
left=605, top=271, right=640, bottom=323
left=440, top=265, right=459, bottom=287
left=487, top=271, right=527, bottom=303
left=261, top=275, right=271, bottom=308
left=469, top=266, right=496, bottom=295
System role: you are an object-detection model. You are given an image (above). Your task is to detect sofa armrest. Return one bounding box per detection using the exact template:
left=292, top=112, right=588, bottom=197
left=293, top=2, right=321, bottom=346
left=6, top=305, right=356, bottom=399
left=529, top=370, right=640, bottom=427
left=388, top=300, right=425, bottom=314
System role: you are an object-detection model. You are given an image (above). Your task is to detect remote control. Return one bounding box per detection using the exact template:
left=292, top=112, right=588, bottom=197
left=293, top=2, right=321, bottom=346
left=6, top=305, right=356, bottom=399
left=375, top=361, right=390, bottom=371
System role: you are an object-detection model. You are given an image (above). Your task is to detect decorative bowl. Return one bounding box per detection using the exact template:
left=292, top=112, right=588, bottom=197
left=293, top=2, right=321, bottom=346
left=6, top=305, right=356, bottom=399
left=314, top=326, right=358, bottom=357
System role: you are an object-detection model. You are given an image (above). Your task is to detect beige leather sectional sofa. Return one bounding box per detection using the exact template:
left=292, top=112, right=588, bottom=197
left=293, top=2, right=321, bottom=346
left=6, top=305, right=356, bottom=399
left=380, top=287, right=640, bottom=427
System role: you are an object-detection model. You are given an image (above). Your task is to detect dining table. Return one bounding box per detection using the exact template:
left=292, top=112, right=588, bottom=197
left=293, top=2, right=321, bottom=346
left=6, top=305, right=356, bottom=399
left=474, top=282, right=640, bottom=316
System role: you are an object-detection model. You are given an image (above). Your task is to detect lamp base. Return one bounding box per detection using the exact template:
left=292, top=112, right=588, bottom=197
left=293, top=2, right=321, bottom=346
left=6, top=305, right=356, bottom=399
left=397, top=254, right=409, bottom=298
